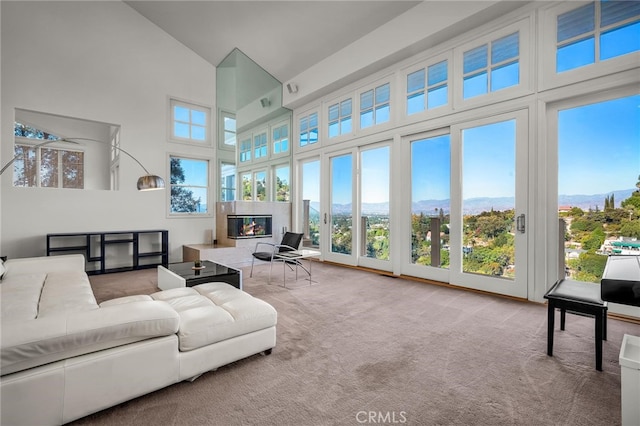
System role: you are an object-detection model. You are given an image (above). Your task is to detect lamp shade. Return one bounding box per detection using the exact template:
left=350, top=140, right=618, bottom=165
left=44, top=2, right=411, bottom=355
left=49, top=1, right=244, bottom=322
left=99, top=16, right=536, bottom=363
left=137, top=174, right=165, bottom=191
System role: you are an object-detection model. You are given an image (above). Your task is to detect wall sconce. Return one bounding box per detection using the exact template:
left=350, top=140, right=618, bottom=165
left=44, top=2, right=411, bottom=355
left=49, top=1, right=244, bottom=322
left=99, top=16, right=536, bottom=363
left=260, top=97, right=271, bottom=108
left=286, top=83, right=298, bottom=94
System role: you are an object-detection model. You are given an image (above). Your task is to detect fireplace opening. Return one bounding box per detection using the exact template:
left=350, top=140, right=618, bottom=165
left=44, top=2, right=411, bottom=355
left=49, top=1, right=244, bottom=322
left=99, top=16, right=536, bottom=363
left=227, top=215, right=273, bottom=239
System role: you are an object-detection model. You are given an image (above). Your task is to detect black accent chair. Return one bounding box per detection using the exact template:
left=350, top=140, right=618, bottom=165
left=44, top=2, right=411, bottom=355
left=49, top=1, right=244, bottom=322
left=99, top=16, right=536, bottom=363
left=544, top=279, right=608, bottom=371
left=250, top=232, right=304, bottom=279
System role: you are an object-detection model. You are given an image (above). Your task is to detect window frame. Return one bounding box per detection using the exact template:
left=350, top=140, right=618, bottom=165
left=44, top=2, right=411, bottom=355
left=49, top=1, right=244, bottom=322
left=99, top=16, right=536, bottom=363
left=358, top=80, right=392, bottom=131
left=238, top=132, right=252, bottom=164
left=167, top=153, right=212, bottom=217
left=325, top=95, right=354, bottom=143
left=273, top=162, right=291, bottom=202
left=539, top=1, right=640, bottom=90
left=218, top=110, right=236, bottom=151
left=168, top=98, right=213, bottom=147
left=270, top=119, right=290, bottom=158
left=453, top=18, right=532, bottom=110
left=252, top=127, right=269, bottom=163
left=401, top=51, right=452, bottom=121
left=295, top=107, right=321, bottom=153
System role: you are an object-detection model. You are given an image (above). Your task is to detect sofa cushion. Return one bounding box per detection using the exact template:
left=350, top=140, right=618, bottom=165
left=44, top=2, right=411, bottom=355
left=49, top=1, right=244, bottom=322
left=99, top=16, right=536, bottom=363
left=150, top=283, right=277, bottom=352
left=37, top=271, right=98, bottom=317
left=0, top=274, right=46, bottom=321
left=1, top=301, right=180, bottom=375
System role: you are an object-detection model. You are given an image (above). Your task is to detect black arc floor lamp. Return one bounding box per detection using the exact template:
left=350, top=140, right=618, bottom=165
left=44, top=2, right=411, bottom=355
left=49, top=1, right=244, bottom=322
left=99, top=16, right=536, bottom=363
left=0, top=137, right=165, bottom=191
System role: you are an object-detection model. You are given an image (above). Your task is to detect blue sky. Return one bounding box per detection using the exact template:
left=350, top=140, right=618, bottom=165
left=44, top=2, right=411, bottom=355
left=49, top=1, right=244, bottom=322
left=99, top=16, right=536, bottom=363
left=559, top=94, right=640, bottom=195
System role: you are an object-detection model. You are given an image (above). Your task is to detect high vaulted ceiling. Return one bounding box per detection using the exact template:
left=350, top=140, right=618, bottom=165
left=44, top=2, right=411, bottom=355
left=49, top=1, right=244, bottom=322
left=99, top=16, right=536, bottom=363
left=125, top=1, right=422, bottom=83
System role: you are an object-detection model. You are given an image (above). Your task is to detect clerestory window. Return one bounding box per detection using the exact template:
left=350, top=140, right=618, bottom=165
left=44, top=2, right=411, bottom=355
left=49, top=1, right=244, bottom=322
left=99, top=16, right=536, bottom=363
left=463, top=32, right=520, bottom=99
left=407, top=60, right=448, bottom=115
left=360, top=82, right=390, bottom=129
left=556, top=1, right=640, bottom=73
left=328, top=98, right=352, bottom=138
left=299, top=112, right=319, bottom=147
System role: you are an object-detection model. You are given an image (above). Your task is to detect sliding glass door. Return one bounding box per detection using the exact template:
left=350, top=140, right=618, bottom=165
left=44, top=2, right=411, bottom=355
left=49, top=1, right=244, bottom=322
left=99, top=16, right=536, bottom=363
left=449, top=111, right=529, bottom=298
left=323, top=144, right=392, bottom=269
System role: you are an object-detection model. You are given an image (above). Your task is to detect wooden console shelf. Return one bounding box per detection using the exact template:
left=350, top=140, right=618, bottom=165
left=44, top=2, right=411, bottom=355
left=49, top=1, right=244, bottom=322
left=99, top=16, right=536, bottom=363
left=46, top=230, right=168, bottom=275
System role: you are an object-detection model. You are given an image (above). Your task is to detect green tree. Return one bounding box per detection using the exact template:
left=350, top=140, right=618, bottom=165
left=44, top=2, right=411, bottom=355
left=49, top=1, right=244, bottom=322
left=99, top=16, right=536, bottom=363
left=170, top=158, right=200, bottom=212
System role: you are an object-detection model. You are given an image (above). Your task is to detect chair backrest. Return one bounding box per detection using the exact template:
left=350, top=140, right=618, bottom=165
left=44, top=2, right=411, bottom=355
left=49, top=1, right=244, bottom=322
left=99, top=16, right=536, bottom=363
left=279, top=232, right=303, bottom=253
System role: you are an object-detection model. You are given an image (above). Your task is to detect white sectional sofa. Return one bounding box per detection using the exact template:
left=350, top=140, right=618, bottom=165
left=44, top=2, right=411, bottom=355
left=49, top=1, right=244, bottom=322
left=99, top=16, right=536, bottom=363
left=0, top=254, right=277, bottom=425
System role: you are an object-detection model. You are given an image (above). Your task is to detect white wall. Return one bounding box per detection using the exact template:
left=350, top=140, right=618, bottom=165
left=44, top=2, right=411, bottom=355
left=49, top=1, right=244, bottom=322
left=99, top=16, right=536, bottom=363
left=1, top=1, right=216, bottom=261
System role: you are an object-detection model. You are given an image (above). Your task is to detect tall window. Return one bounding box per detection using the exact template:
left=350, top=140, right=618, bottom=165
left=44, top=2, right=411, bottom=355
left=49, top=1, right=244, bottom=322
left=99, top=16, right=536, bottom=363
left=241, top=172, right=252, bottom=200
left=557, top=94, right=640, bottom=282
left=253, top=131, right=268, bottom=160
left=254, top=171, right=266, bottom=201
left=13, top=122, right=84, bottom=189
left=272, top=123, right=289, bottom=155
left=275, top=164, right=290, bottom=202
left=360, top=83, right=390, bottom=129
left=410, top=134, right=451, bottom=268
left=463, top=32, right=520, bottom=99
left=170, top=99, right=210, bottom=144
left=407, top=60, right=448, bottom=115
left=556, top=1, right=640, bottom=73
left=299, top=112, right=319, bottom=147
left=328, top=98, right=352, bottom=138
left=220, top=161, right=236, bottom=201
left=170, top=156, right=208, bottom=214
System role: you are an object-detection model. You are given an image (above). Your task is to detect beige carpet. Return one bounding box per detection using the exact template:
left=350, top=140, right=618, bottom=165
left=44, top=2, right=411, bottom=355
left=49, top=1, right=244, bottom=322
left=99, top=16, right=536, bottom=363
left=77, top=262, right=640, bottom=426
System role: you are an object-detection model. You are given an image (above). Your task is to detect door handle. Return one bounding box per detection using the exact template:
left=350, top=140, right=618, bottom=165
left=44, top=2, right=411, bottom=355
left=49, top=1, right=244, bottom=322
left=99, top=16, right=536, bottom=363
left=324, top=213, right=327, bottom=224
left=516, top=214, right=526, bottom=233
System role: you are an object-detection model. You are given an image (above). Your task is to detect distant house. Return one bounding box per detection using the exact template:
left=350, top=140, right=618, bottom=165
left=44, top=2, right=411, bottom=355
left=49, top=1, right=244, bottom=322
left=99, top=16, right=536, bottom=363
left=558, top=206, right=573, bottom=213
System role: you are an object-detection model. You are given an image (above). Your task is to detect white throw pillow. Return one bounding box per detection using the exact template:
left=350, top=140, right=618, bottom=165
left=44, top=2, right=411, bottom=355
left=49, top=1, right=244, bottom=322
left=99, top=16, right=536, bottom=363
left=0, top=259, right=5, bottom=281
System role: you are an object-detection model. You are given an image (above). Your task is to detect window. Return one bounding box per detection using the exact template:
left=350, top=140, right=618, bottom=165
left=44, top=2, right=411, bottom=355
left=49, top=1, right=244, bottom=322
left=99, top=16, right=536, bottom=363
left=241, top=172, right=252, bottom=200
left=170, top=156, right=208, bottom=214
left=254, top=171, right=266, bottom=201
left=253, top=131, right=268, bottom=160
left=239, top=136, right=252, bottom=163
left=360, top=83, right=390, bottom=129
left=222, top=112, right=236, bottom=148
left=299, top=112, right=319, bottom=147
left=272, top=123, right=289, bottom=155
left=328, top=98, right=352, bottom=138
left=170, top=99, right=210, bottom=144
left=407, top=60, right=448, bottom=115
left=13, top=122, right=84, bottom=189
left=220, top=161, right=236, bottom=201
left=275, top=164, right=290, bottom=202
left=463, top=32, right=520, bottom=99
left=410, top=134, right=450, bottom=269
left=556, top=1, right=640, bottom=73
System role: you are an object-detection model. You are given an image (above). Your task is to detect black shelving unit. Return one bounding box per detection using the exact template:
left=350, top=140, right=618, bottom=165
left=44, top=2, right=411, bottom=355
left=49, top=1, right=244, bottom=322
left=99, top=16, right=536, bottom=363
left=46, top=230, right=168, bottom=275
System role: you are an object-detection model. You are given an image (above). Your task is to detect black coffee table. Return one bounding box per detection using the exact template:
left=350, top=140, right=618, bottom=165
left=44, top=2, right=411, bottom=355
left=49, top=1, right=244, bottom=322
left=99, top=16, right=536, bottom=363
left=158, top=260, right=242, bottom=290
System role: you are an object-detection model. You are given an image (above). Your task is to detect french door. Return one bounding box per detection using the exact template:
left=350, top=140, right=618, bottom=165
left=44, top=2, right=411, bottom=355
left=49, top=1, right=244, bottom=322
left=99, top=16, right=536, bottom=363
left=448, top=110, right=529, bottom=298
left=324, top=143, right=392, bottom=270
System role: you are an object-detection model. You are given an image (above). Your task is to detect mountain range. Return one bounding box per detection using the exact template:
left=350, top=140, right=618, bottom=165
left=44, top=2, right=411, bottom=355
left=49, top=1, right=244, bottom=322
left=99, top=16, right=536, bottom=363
left=309, top=188, right=636, bottom=216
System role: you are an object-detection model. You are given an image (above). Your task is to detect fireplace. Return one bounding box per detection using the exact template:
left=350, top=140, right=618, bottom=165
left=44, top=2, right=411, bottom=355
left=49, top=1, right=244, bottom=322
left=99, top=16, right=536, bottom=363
left=227, top=215, right=273, bottom=239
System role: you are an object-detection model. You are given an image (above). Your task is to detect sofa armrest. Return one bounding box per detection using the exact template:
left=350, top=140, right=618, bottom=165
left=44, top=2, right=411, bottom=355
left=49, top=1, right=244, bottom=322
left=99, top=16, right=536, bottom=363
left=4, top=254, right=86, bottom=277
left=1, top=300, right=180, bottom=375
